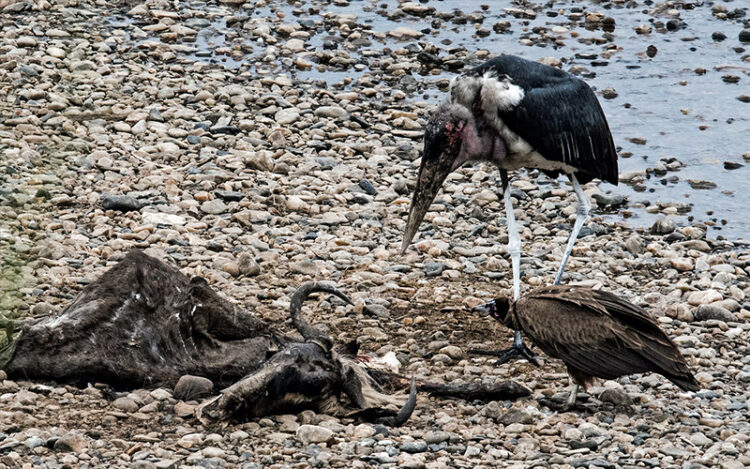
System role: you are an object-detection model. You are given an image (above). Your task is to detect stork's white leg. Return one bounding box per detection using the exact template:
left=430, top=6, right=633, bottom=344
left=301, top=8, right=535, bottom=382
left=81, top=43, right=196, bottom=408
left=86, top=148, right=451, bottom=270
left=553, top=174, right=591, bottom=286
left=501, top=170, right=520, bottom=301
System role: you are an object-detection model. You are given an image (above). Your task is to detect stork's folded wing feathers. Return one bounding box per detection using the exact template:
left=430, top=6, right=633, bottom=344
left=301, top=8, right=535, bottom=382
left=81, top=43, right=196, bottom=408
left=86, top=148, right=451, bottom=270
left=466, top=55, right=618, bottom=185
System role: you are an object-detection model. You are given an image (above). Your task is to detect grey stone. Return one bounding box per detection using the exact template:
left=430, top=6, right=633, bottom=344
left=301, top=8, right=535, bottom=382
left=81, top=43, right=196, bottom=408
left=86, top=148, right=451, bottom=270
left=651, top=217, right=675, bottom=235
left=424, top=263, right=445, bottom=277
left=173, top=375, right=214, bottom=401
left=592, top=193, right=626, bottom=206
left=112, top=396, right=139, bottom=412
left=54, top=431, right=88, bottom=452
left=102, top=194, right=143, bottom=212
left=200, top=199, right=228, bottom=215
left=499, top=409, right=534, bottom=425
left=423, top=431, right=450, bottom=445
left=296, top=425, right=333, bottom=444
left=401, top=441, right=427, bottom=453
left=694, top=305, right=734, bottom=322
left=314, top=106, right=347, bottom=118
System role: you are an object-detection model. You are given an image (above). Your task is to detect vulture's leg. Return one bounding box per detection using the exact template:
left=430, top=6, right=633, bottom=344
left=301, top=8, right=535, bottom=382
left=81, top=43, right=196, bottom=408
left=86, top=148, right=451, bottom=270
left=474, top=171, right=539, bottom=366
left=553, top=173, right=591, bottom=285
left=565, top=384, right=580, bottom=409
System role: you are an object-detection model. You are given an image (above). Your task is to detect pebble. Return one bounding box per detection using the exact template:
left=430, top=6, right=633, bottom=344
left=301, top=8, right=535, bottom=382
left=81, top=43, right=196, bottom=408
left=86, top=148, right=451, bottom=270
left=687, top=289, right=723, bottom=306
left=296, top=425, right=333, bottom=445
left=651, top=217, right=676, bottom=234
left=173, top=375, right=214, bottom=401
left=102, top=194, right=143, bottom=212
left=54, top=431, right=88, bottom=452
left=314, top=106, right=347, bottom=118
left=423, top=262, right=445, bottom=276
left=113, top=397, right=139, bottom=412
left=693, top=304, right=734, bottom=322
left=200, top=200, right=228, bottom=215
left=423, top=431, right=450, bottom=444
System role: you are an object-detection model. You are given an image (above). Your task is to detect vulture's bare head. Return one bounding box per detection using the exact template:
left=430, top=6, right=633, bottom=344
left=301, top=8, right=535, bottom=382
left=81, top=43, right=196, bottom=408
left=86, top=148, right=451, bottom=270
left=401, top=103, right=476, bottom=254
left=474, top=297, right=512, bottom=325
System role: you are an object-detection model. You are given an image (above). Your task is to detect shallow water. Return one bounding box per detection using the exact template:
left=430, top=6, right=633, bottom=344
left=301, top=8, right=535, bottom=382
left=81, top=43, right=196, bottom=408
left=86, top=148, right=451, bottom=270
left=107, top=0, right=749, bottom=239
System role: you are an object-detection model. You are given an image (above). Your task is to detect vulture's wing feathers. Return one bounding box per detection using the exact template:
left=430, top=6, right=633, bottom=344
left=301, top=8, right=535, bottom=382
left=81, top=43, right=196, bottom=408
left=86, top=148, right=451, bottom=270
left=515, top=287, right=699, bottom=391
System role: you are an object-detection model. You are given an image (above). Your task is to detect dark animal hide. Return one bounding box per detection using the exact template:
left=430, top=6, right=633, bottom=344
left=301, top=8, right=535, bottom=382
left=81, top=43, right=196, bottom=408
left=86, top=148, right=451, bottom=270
left=0, top=250, right=529, bottom=424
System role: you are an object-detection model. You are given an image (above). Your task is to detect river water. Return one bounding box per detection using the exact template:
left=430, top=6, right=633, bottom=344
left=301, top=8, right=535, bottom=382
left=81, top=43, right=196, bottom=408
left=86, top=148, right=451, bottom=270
left=108, top=0, right=750, bottom=240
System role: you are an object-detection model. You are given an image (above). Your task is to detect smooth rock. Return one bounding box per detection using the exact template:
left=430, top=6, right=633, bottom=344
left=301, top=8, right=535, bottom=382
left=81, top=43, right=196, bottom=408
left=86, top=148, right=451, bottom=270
left=296, top=425, right=333, bottom=445
left=54, top=432, right=88, bottom=452
left=102, top=194, right=143, bottom=212
left=173, top=375, right=214, bottom=401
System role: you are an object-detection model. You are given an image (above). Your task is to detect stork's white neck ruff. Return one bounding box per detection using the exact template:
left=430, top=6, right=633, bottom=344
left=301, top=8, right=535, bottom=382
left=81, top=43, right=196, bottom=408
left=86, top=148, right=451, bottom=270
left=450, top=73, right=577, bottom=175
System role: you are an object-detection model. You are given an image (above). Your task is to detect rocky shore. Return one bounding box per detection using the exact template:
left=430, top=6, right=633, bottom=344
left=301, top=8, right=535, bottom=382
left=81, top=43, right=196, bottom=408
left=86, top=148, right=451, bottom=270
left=1, top=0, right=749, bottom=467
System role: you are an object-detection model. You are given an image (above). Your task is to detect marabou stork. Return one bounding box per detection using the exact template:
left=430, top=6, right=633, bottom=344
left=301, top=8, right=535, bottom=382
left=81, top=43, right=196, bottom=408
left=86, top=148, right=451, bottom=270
left=475, top=286, right=699, bottom=408
left=401, top=55, right=618, bottom=363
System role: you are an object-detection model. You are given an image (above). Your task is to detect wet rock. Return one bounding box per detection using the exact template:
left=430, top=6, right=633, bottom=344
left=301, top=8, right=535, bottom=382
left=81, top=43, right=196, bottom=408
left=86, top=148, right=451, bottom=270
left=388, top=27, right=423, bottom=39
left=601, top=88, right=618, bottom=99
left=400, top=2, right=435, bottom=16
left=723, top=161, right=743, bottom=170
left=687, top=179, right=717, bottom=190
left=651, top=217, right=675, bottom=234
left=591, top=193, right=625, bottom=207
left=102, top=194, right=143, bottom=212
left=740, top=29, right=750, bottom=43
left=174, top=375, right=214, bottom=401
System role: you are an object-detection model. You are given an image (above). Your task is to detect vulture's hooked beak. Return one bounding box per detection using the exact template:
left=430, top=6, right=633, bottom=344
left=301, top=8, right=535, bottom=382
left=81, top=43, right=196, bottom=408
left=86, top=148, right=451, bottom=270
left=473, top=301, right=495, bottom=316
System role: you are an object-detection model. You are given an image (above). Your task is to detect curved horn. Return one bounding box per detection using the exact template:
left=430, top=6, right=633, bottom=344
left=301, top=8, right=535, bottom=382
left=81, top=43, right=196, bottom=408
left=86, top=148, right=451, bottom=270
left=380, top=377, right=417, bottom=427
left=289, top=282, right=353, bottom=351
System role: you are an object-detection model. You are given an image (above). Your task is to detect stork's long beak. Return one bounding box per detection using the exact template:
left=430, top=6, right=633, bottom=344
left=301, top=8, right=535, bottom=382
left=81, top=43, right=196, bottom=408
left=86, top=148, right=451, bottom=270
left=400, top=159, right=453, bottom=254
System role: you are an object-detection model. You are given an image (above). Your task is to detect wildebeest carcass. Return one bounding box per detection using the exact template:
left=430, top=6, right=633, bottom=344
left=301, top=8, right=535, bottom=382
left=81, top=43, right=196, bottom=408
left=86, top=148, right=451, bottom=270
left=0, top=250, right=529, bottom=425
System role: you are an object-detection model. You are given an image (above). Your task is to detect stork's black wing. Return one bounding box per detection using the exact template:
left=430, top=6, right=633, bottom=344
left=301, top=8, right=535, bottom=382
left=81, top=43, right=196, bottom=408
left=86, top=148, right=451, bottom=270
left=469, top=55, right=618, bottom=185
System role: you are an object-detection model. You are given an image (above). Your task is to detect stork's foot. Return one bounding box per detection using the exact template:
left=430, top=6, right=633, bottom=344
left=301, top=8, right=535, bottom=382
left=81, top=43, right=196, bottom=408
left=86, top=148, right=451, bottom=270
left=469, top=342, right=541, bottom=367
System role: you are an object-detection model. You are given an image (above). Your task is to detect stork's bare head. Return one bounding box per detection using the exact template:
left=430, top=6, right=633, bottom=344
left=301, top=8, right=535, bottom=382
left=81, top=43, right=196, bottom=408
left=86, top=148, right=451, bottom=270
left=473, top=297, right=512, bottom=325
left=401, top=104, right=475, bottom=254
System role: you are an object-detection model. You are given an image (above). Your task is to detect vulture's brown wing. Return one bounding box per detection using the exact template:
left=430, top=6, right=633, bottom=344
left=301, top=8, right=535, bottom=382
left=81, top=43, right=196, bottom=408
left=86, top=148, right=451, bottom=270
left=516, top=287, right=699, bottom=391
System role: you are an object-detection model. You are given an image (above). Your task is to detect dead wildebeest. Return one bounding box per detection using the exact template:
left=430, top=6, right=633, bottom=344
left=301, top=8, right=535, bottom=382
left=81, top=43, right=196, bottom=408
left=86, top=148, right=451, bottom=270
left=0, top=250, right=529, bottom=425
